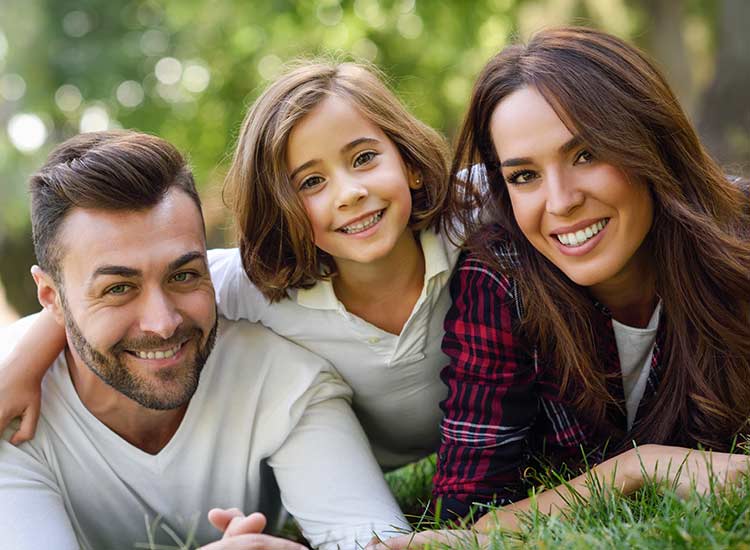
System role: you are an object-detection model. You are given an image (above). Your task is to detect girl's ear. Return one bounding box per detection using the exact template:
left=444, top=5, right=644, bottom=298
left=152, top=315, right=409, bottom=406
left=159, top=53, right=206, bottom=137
left=408, top=171, right=423, bottom=190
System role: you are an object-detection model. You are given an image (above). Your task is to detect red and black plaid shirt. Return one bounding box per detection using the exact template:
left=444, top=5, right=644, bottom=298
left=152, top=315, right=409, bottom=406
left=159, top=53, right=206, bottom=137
left=433, top=245, right=666, bottom=520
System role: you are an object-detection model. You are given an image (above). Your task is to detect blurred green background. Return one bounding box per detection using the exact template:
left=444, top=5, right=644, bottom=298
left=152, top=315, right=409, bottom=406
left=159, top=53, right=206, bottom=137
left=1, top=0, right=748, bottom=321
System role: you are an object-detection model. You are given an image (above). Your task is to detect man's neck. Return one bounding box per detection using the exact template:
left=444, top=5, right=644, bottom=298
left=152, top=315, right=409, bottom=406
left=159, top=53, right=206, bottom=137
left=64, top=348, right=187, bottom=455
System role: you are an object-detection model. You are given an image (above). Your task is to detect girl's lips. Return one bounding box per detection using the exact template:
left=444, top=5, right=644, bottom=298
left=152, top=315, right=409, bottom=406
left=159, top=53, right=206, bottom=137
left=553, top=220, right=609, bottom=257
left=337, top=209, right=385, bottom=238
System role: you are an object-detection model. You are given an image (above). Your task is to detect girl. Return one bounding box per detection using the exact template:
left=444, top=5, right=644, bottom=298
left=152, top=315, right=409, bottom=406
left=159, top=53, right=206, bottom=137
left=0, top=60, right=459, bottom=470
left=375, top=26, right=750, bottom=548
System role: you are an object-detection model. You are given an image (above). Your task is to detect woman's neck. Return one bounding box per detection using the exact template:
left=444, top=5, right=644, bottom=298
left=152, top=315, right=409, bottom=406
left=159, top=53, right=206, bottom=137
left=332, top=229, right=425, bottom=335
left=589, top=247, right=658, bottom=328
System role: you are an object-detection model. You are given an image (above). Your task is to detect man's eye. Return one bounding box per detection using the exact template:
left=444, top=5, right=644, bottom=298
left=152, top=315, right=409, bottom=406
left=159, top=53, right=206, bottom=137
left=504, top=169, right=538, bottom=185
left=353, top=151, right=377, bottom=167
left=574, top=149, right=594, bottom=164
left=299, top=175, right=324, bottom=190
left=171, top=272, right=196, bottom=283
left=106, top=284, right=131, bottom=296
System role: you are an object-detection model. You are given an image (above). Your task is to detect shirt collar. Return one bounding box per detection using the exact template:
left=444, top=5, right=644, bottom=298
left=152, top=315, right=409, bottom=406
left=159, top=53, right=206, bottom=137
left=295, top=229, right=453, bottom=310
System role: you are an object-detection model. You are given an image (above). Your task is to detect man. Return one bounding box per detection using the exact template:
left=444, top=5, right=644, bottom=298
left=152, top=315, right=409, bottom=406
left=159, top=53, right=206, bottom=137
left=0, top=130, right=408, bottom=550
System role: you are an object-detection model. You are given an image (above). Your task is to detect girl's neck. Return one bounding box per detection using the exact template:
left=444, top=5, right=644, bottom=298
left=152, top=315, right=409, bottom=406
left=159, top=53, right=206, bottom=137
left=589, top=246, right=658, bottom=328
left=332, top=229, right=425, bottom=335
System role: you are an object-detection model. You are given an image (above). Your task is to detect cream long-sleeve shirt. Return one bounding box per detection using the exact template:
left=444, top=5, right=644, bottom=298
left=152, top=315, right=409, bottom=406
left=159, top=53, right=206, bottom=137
left=0, top=317, right=409, bottom=550
left=208, top=229, right=460, bottom=469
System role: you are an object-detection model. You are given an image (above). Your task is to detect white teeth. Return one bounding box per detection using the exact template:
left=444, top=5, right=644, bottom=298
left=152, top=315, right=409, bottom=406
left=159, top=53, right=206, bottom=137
left=133, top=343, right=181, bottom=360
left=556, top=219, right=608, bottom=247
left=339, top=211, right=383, bottom=234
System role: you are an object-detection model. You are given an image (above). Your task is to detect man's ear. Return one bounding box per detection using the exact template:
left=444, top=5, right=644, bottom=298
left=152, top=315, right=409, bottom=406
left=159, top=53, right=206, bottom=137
left=31, top=266, right=65, bottom=327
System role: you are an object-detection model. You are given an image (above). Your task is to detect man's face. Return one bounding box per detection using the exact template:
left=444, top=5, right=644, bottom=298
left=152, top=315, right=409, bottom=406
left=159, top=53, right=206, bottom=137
left=53, top=188, right=217, bottom=410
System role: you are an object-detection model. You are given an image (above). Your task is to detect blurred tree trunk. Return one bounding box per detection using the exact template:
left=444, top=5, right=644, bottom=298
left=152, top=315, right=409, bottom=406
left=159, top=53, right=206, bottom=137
left=697, top=0, right=750, bottom=167
left=629, top=0, right=694, bottom=113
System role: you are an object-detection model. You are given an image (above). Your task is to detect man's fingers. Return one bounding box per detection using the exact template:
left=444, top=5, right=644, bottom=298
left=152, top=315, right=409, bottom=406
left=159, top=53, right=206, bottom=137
left=9, top=405, right=40, bottom=445
left=199, top=533, right=307, bottom=550
left=224, top=512, right=266, bottom=538
left=208, top=508, right=245, bottom=532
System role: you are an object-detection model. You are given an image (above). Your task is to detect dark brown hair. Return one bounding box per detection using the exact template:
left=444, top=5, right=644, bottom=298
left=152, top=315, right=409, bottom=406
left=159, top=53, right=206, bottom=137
left=30, top=130, right=201, bottom=280
left=224, top=60, right=450, bottom=302
left=448, top=26, right=750, bottom=450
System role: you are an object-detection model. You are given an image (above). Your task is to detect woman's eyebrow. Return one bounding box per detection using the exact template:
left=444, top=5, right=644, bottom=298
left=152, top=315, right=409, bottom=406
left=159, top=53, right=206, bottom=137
left=500, top=135, right=583, bottom=168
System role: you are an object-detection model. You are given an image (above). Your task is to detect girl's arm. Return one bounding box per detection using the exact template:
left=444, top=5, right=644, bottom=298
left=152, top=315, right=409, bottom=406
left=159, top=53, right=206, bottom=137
left=0, top=309, right=65, bottom=444
left=372, top=445, right=750, bottom=549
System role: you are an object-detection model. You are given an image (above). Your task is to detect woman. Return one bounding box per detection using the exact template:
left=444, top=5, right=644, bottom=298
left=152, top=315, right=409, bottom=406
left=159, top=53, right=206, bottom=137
left=376, top=26, right=750, bottom=548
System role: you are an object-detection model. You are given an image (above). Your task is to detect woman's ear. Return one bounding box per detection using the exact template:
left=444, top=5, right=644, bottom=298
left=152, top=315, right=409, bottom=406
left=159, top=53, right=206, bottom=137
left=409, top=171, right=423, bottom=190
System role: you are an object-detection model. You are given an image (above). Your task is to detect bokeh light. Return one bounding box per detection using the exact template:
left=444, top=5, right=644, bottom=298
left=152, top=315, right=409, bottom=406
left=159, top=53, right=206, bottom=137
left=0, top=74, right=26, bottom=101
left=79, top=105, right=110, bottom=132
left=155, top=56, right=182, bottom=85
left=7, top=113, right=47, bottom=153
left=54, top=84, right=83, bottom=112
left=116, top=80, right=145, bottom=108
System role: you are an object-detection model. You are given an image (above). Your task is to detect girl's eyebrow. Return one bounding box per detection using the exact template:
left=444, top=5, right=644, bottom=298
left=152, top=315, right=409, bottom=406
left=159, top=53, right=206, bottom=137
left=288, top=137, right=381, bottom=180
left=500, top=135, right=583, bottom=168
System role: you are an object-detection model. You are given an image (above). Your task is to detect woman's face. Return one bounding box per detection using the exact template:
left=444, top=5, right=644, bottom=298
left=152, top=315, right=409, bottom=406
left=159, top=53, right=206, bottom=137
left=489, top=86, right=654, bottom=294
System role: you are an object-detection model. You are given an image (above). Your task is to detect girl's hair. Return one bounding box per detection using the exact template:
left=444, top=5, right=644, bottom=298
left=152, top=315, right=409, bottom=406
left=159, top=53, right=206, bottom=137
left=224, top=60, right=450, bottom=301
left=448, top=26, right=750, bottom=450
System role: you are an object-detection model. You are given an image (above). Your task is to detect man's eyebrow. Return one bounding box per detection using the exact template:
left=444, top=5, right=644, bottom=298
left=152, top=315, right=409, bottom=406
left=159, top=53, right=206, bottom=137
left=500, top=135, right=584, bottom=168
left=288, top=137, right=381, bottom=181
left=90, top=265, right=141, bottom=280
left=168, top=251, right=206, bottom=272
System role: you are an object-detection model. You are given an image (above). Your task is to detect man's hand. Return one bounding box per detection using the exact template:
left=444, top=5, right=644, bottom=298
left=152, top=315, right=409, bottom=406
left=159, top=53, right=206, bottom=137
left=200, top=508, right=307, bottom=550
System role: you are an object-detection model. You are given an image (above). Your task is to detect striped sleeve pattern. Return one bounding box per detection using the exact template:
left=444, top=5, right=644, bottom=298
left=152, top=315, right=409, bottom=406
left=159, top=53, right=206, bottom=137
left=433, top=255, right=539, bottom=519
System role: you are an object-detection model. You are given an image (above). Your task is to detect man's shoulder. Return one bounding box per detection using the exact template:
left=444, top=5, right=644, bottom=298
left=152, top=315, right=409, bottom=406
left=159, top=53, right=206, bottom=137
left=211, top=317, right=332, bottom=375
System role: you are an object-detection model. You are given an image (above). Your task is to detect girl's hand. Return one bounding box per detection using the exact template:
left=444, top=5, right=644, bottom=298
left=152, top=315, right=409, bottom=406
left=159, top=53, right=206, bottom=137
left=0, top=355, right=42, bottom=445
left=628, top=444, right=750, bottom=497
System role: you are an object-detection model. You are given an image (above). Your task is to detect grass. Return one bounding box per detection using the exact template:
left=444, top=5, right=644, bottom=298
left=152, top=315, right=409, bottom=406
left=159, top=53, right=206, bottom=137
left=136, top=452, right=750, bottom=549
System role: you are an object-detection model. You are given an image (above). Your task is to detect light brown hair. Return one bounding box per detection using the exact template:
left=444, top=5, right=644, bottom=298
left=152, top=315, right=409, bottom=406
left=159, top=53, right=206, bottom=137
left=224, top=60, right=450, bottom=301
left=449, top=27, right=750, bottom=450
left=29, top=130, right=201, bottom=281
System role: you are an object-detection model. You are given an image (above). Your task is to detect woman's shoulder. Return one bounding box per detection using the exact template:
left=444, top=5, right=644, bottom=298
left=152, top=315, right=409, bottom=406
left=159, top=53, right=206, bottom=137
left=459, top=224, right=521, bottom=272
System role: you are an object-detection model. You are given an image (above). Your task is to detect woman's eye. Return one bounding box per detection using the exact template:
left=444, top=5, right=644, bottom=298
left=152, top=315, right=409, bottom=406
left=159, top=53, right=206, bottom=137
left=574, top=149, right=594, bottom=164
left=299, top=175, right=324, bottom=190
left=171, top=272, right=196, bottom=283
left=504, top=169, right=538, bottom=185
left=353, top=151, right=377, bottom=168
left=106, top=284, right=131, bottom=296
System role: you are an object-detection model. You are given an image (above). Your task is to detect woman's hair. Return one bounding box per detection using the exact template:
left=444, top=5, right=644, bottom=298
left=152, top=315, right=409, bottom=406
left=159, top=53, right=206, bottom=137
left=448, top=26, right=750, bottom=450
left=224, top=60, right=450, bottom=301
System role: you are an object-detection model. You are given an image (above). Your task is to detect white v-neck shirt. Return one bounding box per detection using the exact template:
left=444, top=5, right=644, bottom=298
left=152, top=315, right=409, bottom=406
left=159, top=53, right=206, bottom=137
left=0, top=317, right=408, bottom=550
left=612, top=302, right=661, bottom=430
left=209, top=229, right=460, bottom=469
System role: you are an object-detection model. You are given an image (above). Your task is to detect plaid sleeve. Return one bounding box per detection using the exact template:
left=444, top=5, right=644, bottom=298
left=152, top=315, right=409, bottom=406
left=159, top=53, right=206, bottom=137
left=433, top=255, right=539, bottom=520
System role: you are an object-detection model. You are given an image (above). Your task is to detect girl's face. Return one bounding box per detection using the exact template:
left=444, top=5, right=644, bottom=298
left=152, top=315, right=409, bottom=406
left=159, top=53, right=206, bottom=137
left=286, top=95, right=416, bottom=270
left=490, top=86, right=654, bottom=294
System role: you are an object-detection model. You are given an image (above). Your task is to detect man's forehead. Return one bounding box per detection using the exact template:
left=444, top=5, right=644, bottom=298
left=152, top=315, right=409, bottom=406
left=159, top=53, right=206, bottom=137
left=58, top=189, right=206, bottom=280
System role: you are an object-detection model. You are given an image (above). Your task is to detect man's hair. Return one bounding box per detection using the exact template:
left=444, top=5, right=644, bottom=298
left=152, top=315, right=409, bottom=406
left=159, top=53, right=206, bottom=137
left=29, top=130, right=202, bottom=280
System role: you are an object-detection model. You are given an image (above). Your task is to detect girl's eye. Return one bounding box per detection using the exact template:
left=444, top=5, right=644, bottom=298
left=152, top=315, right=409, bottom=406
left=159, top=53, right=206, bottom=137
left=105, top=284, right=131, bottom=296
left=299, top=175, right=324, bottom=190
left=171, top=272, right=196, bottom=283
left=353, top=151, right=377, bottom=168
left=504, top=169, right=538, bottom=185
left=574, top=149, right=594, bottom=165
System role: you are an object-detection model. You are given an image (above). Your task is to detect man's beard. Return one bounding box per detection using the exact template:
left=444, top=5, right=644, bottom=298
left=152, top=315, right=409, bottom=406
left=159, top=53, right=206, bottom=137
left=60, top=293, right=218, bottom=411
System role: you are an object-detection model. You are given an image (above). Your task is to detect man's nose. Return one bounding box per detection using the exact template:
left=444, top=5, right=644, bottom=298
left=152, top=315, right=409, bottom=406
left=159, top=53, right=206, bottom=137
left=545, top=168, right=584, bottom=217
left=138, top=289, right=182, bottom=339
left=334, top=177, right=368, bottom=209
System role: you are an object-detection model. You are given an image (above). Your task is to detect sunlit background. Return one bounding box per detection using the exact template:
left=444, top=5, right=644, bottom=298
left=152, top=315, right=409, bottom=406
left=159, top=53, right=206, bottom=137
left=1, top=0, right=748, bottom=323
